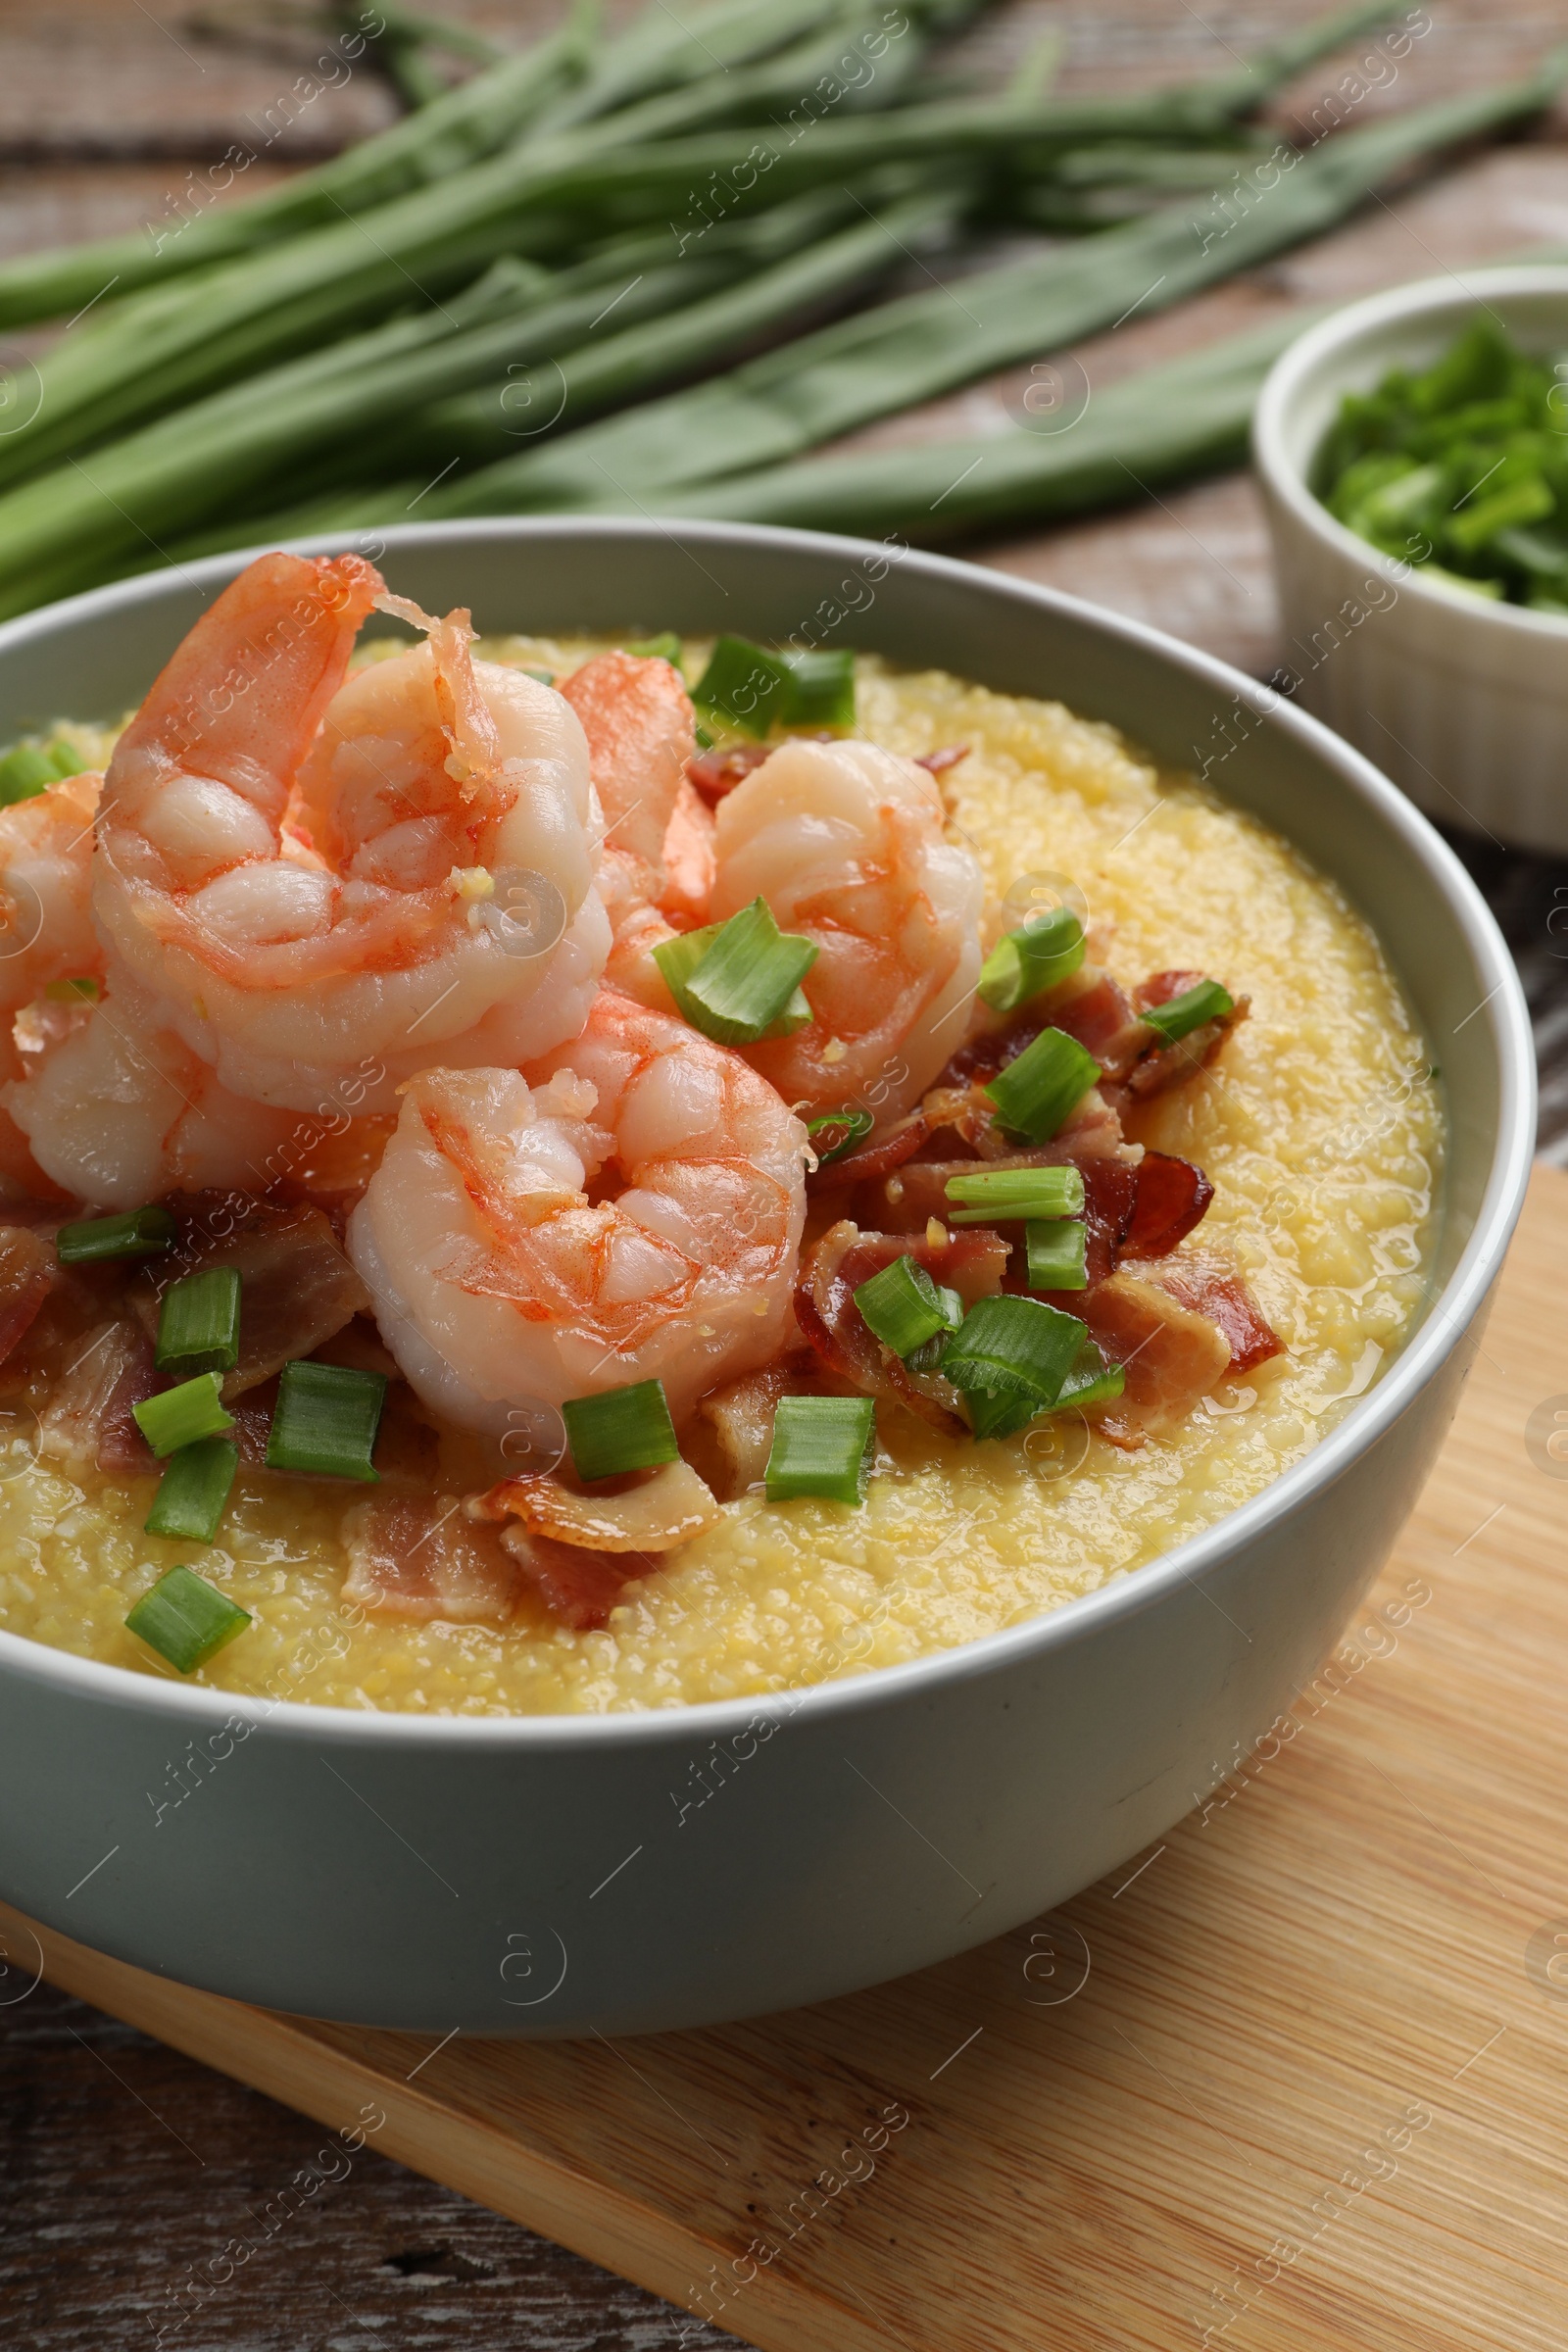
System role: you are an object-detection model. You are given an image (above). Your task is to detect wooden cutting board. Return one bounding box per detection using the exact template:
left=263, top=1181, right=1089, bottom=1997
left=8, top=1164, right=1568, bottom=2352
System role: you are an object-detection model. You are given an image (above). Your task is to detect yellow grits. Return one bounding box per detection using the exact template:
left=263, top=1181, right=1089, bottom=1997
left=0, top=647, right=1443, bottom=1714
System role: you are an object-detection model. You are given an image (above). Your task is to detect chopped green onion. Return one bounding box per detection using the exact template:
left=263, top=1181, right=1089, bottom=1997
left=942, top=1294, right=1087, bottom=1411
left=1057, top=1336, right=1126, bottom=1411
left=145, top=1437, right=239, bottom=1544
left=1141, top=980, right=1235, bottom=1046
left=906, top=1285, right=964, bottom=1372
left=764, top=1393, right=874, bottom=1506
left=976, top=907, right=1085, bottom=1013
left=134, top=1372, right=235, bottom=1460
left=965, top=1387, right=1046, bottom=1442
left=1025, top=1218, right=1088, bottom=1291
left=154, top=1266, right=241, bottom=1378
left=854, top=1255, right=951, bottom=1360
left=782, top=647, right=855, bottom=729
left=624, top=631, right=683, bottom=668
left=0, top=736, right=79, bottom=805
left=125, top=1563, right=250, bottom=1673
left=44, top=973, right=98, bottom=1001
left=56, top=1204, right=176, bottom=1265
left=563, top=1378, right=678, bottom=1483
left=983, top=1026, right=1101, bottom=1144
left=807, top=1107, right=874, bottom=1167
left=652, top=896, right=817, bottom=1046
left=944, top=1165, right=1086, bottom=1223
left=693, top=635, right=793, bottom=739
left=265, top=1360, right=385, bottom=1481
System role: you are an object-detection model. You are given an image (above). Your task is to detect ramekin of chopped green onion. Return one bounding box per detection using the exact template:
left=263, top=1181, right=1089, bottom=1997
left=1255, top=265, right=1568, bottom=858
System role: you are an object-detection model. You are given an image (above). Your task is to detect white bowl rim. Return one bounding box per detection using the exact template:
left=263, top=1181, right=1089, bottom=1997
left=1253, top=261, right=1568, bottom=636
left=0, top=516, right=1536, bottom=1750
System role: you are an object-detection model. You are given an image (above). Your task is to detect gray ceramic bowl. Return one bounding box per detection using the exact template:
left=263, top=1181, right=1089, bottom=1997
left=0, top=520, right=1535, bottom=2034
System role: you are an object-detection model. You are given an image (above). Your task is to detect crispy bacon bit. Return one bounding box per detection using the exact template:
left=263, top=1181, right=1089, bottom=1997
left=686, top=742, right=773, bottom=804
left=940, top=969, right=1135, bottom=1092
left=1072, top=1273, right=1232, bottom=1448
left=808, top=1102, right=932, bottom=1195
left=131, top=1202, right=369, bottom=1396
left=1141, top=1255, right=1284, bottom=1375
left=797, top=1219, right=1007, bottom=1432
left=342, top=1494, right=522, bottom=1624
left=498, top=1526, right=634, bottom=1631
left=1122, top=1152, right=1214, bottom=1259
left=0, top=1226, right=56, bottom=1367
left=1120, top=969, right=1250, bottom=1102
left=38, top=1317, right=158, bottom=1475
left=474, top=1458, right=720, bottom=1553
left=914, top=744, right=970, bottom=776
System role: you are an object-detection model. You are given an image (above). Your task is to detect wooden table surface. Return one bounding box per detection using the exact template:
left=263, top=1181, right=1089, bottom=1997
left=4, top=2, right=1568, bottom=2345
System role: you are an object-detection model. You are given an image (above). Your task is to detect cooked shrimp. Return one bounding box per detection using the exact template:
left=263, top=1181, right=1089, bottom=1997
left=0, top=768, right=105, bottom=1196
left=93, top=551, right=607, bottom=1116
left=349, top=988, right=808, bottom=1434
left=709, top=736, right=983, bottom=1122
left=3, top=971, right=304, bottom=1208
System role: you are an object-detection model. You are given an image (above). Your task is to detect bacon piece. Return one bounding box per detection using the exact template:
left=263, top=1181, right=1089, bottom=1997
left=474, top=1458, right=720, bottom=1552
left=808, top=1103, right=933, bottom=1196
left=1122, top=1152, right=1214, bottom=1259
left=1072, top=1273, right=1231, bottom=1448
left=0, top=1225, right=55, bottom=1367
left=1119, top=969, right=1250, bottom=1101
left=940, top=968, right=1136, bottom=1091
left=914, top=744, right=970, bottom=776
left=796, top=1220, right=1007, bottom=1432
left=131, top=1201, right=369, bottom=1396
left=686, top=742, right=773, bottom=804
left=342, top=1494, right=522, bottom=1624
left=1139, top=1254, right=1284, bottom=1375
left=696, top=1358, right=844, bottom=1498
left=498, top=1527, right=634, bottom=1631
left=38, top=1317, right=158, bottom=1475
left=660, top=774, right=716, bottom=926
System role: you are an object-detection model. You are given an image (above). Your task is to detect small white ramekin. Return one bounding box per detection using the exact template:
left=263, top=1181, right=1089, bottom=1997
left=1254, top=265, right=1568, bottom=855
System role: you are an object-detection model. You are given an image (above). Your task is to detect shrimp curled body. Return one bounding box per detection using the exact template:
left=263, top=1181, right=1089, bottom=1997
left=350, top=990, right=808, bottom=1434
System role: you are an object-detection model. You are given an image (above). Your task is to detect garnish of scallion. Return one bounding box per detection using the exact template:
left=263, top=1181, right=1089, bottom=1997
left=145, top=1437, right=239, bottom=1544
left=853, top=1255, right=957, bottom=1360
left=941, top=1295, right=1087, bottom=1438
left=155, top=1265, right=241, bottom=1378
left=1142, top=979, right=1234, bottom=1046
left=1057, top=1337, right=1125, bottom=1411
left=944, top=1165, right=1086, bottom=1223
left=56, top=1204, right=177, bottom=1265
left=983, top=1026, right=1101, bottom=1144
left=266, top=1361, right=386, bottom=1481
left=133, top=1372, right=235, bottom=1460
left=563, top=1379, right=678, bottom=1483
left=807, top=1107, right=874, bottom=1167
left=693, top=635, right=795, bottom=739
left=624, top=631, right=683, bottom=669
left=125, top=1564, right=250, bottom=1674
left=781, top=647, right=855, bottom=729
left=763, top=1394, right=875, bottom=1506
left=0, top=735, right=80, bottom=807
left=652, top=896, right=817, bottom=1046
left=976, top=906, right=1085, bottom=1014
left=1025, top=1218, right=1088, bottom=1291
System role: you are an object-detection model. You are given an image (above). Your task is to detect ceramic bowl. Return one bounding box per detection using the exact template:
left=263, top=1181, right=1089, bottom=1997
left=0, top=520, right=1535, bottom=2034
left=1254, top=264, right=1568, bottom=856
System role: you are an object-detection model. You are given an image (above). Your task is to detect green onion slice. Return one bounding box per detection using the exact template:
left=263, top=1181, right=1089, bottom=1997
left=145, top=1437, right=239, bottom=1544
left=942, top=1295, right=1087, bottom=1407
left=693, top=635, right=793, bottom=739
left=125, top=1564, right=250, bottom=1674
left=1025, top=1218, right=1088, bottom=1292
left=807, top=1108, right=874, bottom=1167
left=652, top=897, right=817, bottom=1047
left=976, top=907, right=1085, bottom=1013
left=154, top=1265, right=241, bottom=1378
left=782, top=648, right=855, bottom=729
left=944, top=1165, right=1086, bottom=1223
left=0, top=736, right=79, bottom=806
left=44, top=974, right=98, bottom=1002
left=764, top=1394, right=874, bottom=1506
left=624, top=631, right=683, bottom=669
left=1056, top=1336, right=1125, bottom=1411
left=563, top=1378, right=678, bottom=1483
left=854, top=1255, right=951, bottom=1359
left=266, top=1360, right=385, bottom=1481
left=133, top=1372, right=235, bottom=1460
left=983, top=1027, right=1101, bottom=1144
left=56, top=1204, right=177, bottom=1265
left=1141, top=980, right=1235, bottom=1046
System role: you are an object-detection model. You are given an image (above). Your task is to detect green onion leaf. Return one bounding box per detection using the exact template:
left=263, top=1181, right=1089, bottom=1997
left=944, top=1165, right=1086, bottom=1223
left=976, top=907, right=1085, bottom=1013
left=125, top=1564, right=250, bottom=1674
left=0, top=738, right=76, bottom=805
left=1056, top=1336, right=1126, bottom=1411
left=983, top=1027, right=1101, bottom=1143
left=145, top=1437, right=239, bottom=1544
left=807, top=1107, right=873, bottom=1167
left=44, top=974, right=98, bottom=1002
left=563, top=1378, right=678, bottom=1483
left=56, top=1204, right=177, bottom=1265
left=764, top=1394, right=874, bottom=1506
left=693, top=635, right=793, bottom=739
left=154, top=1266, right=241, bottom=1378
left=965, top=1387, right=1048, bottom=1442
left=941, top=1295, right=1087, bottom=1408
left=134, top=1372, right=235, bottom=1460
left=624, top=631, right=683, bottom=669
left=1025, top=1218, right=1088, bottom=1292
left=652, top=896, right=817, bottom=1046
left=854, top=1255, right=950, bottom=1359
left=782, top=648, right=855, bottom=729
left=1141, top=980, right=1235, bottom=1046
left=266, top=1360, right=386, bottom=1481
left=906, top=1286, right=964, bottom=1373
